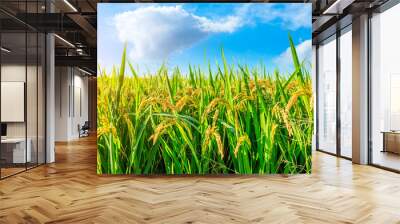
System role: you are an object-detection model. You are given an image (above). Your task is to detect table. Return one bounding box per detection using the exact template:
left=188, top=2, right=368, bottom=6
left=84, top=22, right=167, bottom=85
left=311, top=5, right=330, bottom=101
left=381, top=131, right=400, bottom=154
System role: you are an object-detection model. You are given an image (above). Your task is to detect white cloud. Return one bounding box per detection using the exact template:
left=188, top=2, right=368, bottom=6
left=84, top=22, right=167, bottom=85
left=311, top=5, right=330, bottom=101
left=113, top=4, right=311, bottom=65
left=114, top=5, right=244, bottom=63
left=247, top=3, right=311, bottom=31
left=277, top=4, right=312, bottom=31
left=194, top=15, right=244, bottom=33
left=115, top=6, right=202, bottom=63
left=273, top=39, right=312, bottom=73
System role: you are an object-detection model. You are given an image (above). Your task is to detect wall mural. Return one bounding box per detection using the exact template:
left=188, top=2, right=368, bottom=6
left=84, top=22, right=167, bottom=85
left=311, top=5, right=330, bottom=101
left=97, top=3, right=313, bottom=174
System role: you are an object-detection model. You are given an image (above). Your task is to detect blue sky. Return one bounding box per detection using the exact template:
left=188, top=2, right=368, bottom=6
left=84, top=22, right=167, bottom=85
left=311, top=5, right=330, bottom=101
left=98, top=3, right=311, bottom=75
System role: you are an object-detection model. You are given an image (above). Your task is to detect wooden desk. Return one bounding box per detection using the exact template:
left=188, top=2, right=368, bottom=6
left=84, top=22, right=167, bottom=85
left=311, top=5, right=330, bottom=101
left=381, top=131, right=400, bottom=154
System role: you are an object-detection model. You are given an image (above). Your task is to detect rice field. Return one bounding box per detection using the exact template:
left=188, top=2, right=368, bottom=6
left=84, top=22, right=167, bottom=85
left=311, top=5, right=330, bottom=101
left=97, top=36, right=313, bottom=174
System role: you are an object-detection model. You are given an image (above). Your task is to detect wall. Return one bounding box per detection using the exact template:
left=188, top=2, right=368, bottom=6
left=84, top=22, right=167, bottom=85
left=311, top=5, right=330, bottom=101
left=55, top=67, right=69, bottom=141
left=55, top=67, right=89, bottom=141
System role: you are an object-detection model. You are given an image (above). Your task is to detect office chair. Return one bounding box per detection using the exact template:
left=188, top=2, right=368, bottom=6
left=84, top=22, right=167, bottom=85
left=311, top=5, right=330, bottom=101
left=79, top=121, right=90, bottom=138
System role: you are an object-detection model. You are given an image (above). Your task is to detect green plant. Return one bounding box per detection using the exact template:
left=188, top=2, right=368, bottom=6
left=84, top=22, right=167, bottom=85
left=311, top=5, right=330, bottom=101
left=97, top=35, right=313, bottom=174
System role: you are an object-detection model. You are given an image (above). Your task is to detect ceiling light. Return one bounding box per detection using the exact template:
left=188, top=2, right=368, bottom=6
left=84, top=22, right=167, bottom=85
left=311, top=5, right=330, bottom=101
left=1, top=47, right=11, bottom=53
left=78, top=67, right=93, bottom=76
left=322, top=0, right=355, bottom=15
left=54, top=34, right=75, bottom=48
left=63, top=0, right=78, bottom=12
left=322, top=1, right=341, bottom=14
left=76, top=48, right=86, bottom=56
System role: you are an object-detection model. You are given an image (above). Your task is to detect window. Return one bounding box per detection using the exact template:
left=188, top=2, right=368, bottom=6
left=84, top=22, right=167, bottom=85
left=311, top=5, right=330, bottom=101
left=317, top=35, right=337, bottom=154
left=339, top=26, right=352, bottom=158
left=370, top=3, right=400, bottom=171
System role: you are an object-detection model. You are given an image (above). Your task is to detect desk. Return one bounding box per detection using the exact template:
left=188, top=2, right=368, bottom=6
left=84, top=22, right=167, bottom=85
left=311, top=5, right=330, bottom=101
left=1, top=138, right=31, bottom=163
left=381, top=131, right=400, bottom=154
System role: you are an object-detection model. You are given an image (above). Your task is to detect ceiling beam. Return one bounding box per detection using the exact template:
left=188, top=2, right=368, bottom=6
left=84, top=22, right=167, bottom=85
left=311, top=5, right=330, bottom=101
left=55, top=55, right=96, bottom=71
left=67, top=13, right=97, bottom=36
left=10, top=13, right=82, bottom=32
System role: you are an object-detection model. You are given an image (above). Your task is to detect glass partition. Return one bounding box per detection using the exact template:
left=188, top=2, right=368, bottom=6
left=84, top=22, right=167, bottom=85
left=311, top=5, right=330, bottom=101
left=0, top=30, right=28, bottom=177
left=0, top=1, right=46, bottom=179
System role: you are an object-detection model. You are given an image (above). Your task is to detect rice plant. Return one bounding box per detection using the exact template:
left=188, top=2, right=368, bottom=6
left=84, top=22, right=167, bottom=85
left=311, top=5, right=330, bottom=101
left=97, top=35, right=313, bottom=174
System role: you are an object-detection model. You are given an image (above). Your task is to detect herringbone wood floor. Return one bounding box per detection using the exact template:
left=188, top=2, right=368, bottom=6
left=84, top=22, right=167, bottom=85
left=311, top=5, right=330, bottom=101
left=1, top=135, right=400, bottom=224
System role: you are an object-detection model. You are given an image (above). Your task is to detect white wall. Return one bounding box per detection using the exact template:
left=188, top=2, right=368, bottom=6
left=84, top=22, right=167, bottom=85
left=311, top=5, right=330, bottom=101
left=70, top=72, right=89, bottom=138
left=55, top=67, right=89, bottom=141
left=55, top=67, right=69, bottom=141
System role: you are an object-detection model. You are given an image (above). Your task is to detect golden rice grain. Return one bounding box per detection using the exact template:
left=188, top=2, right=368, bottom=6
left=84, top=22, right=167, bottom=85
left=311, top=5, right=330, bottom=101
left=234, top=135, right=251, bottom=157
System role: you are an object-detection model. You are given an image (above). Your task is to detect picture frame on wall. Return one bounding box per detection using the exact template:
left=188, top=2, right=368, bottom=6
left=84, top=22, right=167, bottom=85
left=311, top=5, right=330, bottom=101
left=97, top=3, right=313, bottom=175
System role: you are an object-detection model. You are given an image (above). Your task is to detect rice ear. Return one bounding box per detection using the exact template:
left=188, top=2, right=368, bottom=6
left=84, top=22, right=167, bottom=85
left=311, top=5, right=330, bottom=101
left=234, top=135, right=251, bottom=157
left=214, top=132, right=224, bottom=159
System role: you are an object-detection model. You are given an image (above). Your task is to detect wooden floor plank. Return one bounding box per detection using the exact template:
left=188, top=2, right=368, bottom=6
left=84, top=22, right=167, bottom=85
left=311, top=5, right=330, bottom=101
left=0, top=135, right=399, bottom=223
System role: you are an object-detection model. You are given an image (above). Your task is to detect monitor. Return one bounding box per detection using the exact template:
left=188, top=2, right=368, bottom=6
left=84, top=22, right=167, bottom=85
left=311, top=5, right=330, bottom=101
left=1, top=123, right=7, bottom=137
